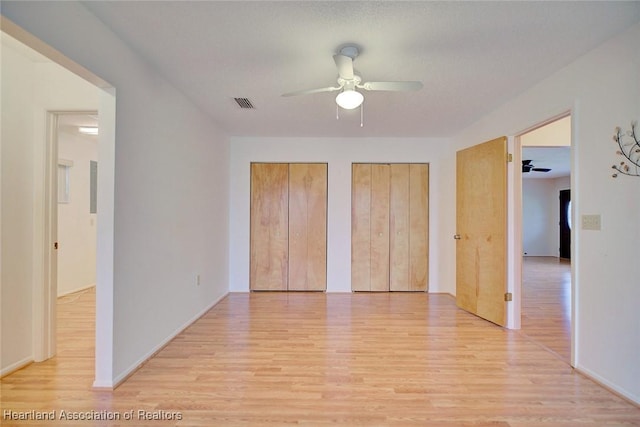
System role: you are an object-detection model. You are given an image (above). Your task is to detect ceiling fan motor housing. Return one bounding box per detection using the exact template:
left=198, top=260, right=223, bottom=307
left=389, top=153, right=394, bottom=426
left=339, top=45, right=359, bottom=59
left=338, top=74, right=362, bottom=89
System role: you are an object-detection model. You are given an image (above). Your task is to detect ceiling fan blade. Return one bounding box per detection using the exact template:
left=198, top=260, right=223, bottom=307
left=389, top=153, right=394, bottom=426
left=532, top=168, right=552, bottom=172
left=282, top=86, right=342, bottom=97
left=333, top=54, right=354, bottom=80
left=359, top=81, right=423, bottom=92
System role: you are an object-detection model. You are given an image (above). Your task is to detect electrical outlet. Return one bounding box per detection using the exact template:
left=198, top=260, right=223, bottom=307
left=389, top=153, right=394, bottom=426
left=581, top=214, right=601, bottom=231
left=196, top=274, right=200, bottom=286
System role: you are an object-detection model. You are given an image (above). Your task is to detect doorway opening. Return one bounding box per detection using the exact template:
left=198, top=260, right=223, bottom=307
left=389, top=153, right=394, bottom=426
left=54, top=112, right=99, bottom=365
left=518, top=114, right=572, bottom=363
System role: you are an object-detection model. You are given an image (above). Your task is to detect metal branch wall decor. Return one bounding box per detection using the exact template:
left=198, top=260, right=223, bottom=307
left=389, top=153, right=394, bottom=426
left=611, top=121, right=640, bottom=178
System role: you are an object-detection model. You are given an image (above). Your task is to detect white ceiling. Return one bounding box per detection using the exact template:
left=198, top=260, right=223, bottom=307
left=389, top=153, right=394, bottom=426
left=57, top=113, right=99, bottom=135
left=79, top=2, right=639, bottom=137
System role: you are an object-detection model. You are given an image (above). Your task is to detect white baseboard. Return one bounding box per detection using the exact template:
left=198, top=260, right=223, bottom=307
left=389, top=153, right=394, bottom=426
left=1, top=356, right=33, bottom=378
left=91, top=379, right=114, bottom=389
left=106, top=292, right=229, bottom=389
left=575, top=365, right=639, bottom=405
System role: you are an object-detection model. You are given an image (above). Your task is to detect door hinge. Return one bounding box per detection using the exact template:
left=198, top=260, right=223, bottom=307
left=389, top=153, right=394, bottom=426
left=54, top=242, right=59, bottom=250
left=504, top=292, right=513, bottom=302
left=507, top=153, right=513, bottom=163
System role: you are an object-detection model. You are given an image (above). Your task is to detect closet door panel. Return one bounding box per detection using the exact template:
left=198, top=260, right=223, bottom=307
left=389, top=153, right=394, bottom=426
left=409, top=164, right=429, bottom=291
left=250, top=163, right=289, bottom=291
left=390, top=164, right=410, bottom=291
left=351, top=164, right=372, bottom=291
left=305, top=164, right=328, bottom=290
left=288, top=164, right=308, bottom=290
left=370, top=164, right=390, bottom=292
left=288, top=163, right=327, bottom=291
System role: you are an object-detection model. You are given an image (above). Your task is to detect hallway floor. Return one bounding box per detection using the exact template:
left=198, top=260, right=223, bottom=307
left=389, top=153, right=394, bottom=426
left=521, top=256, right=571, bottom=362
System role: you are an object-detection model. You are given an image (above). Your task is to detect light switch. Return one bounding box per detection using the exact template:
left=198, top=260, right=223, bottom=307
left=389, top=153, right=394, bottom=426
left=582, top=214, right=601, bottom=231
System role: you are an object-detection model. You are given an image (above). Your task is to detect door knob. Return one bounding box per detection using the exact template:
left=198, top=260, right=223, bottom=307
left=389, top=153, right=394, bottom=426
left=453, top=234, right=461, bottom=240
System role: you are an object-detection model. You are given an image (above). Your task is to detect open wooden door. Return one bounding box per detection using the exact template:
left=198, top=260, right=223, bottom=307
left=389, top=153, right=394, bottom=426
left=456, top=137, right=508, bottom=326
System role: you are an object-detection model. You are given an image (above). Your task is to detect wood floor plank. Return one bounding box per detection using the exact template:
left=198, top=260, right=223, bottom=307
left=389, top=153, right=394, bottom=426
left=1, top=287, right=639, bottom=426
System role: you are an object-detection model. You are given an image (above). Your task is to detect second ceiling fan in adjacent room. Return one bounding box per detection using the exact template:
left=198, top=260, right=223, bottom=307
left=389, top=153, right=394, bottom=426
left=522, top=159, right=551, bottom=173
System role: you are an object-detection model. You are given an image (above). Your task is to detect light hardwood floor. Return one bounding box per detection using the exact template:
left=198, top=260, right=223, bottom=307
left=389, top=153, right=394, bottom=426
left=520, top=257, right=571, bottom=362
left=2, top=287, right=639, bottom=426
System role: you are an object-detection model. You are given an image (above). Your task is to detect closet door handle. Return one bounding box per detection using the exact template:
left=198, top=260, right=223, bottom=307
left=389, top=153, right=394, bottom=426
left=453, top=234, right=461, bottom=240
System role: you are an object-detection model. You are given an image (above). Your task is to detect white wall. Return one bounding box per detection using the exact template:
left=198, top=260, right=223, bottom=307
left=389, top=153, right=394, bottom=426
left=451, top=23, right=640, bottom=402
left=230, top=137, right=449, bottom=293
left=521, top=116, right=571, bottom=146
left=1, top=39, right=37, bottom=375
left=57, top=129, right=97, bottom=296
left=522, top=176, right=570, bottom=256
left=2, top=2, right=230, bottom=386
left=522, top=179, right=556, bottom=256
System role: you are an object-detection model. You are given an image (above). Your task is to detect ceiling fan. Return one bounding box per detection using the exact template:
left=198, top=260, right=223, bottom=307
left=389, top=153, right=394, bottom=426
left=522, top=160, right=551, bottom=173
left=282, top=45, right=423, bottom=111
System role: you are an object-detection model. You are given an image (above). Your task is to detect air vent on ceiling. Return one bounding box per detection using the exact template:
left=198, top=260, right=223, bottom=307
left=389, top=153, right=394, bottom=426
left=234, top=97, right=255, bottom=109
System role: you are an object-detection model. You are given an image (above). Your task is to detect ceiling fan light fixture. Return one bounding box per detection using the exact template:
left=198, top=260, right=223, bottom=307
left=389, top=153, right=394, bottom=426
left=335, top=89, right=363, bottom=110
left=78, top=126, right=99, bottom=135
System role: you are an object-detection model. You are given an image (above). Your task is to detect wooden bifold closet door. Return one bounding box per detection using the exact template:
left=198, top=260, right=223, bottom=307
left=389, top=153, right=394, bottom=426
left=250, top=163, right=289, bottom=291
left=352, top=164, right=390, bottom=291
left=250, top=163, right=327, bottom=291
left=352, top=163, right=429, bottom=292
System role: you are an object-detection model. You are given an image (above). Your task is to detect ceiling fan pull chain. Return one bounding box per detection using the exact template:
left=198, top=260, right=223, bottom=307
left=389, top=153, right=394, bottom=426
left=336, top=104, right=339, bottom=120
left=360, top=102, right=364, bottom=127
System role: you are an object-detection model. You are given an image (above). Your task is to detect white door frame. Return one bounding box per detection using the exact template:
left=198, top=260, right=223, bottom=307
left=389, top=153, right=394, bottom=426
left=32, top=112, right=59, bottom=362
left=507, top=135, right=523, bottom=330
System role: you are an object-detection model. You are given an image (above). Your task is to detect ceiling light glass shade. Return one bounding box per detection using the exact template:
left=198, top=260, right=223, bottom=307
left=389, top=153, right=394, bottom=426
left=335, top=89, right=364, bottom=110
left=78, top=126, right=99, bottom=135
